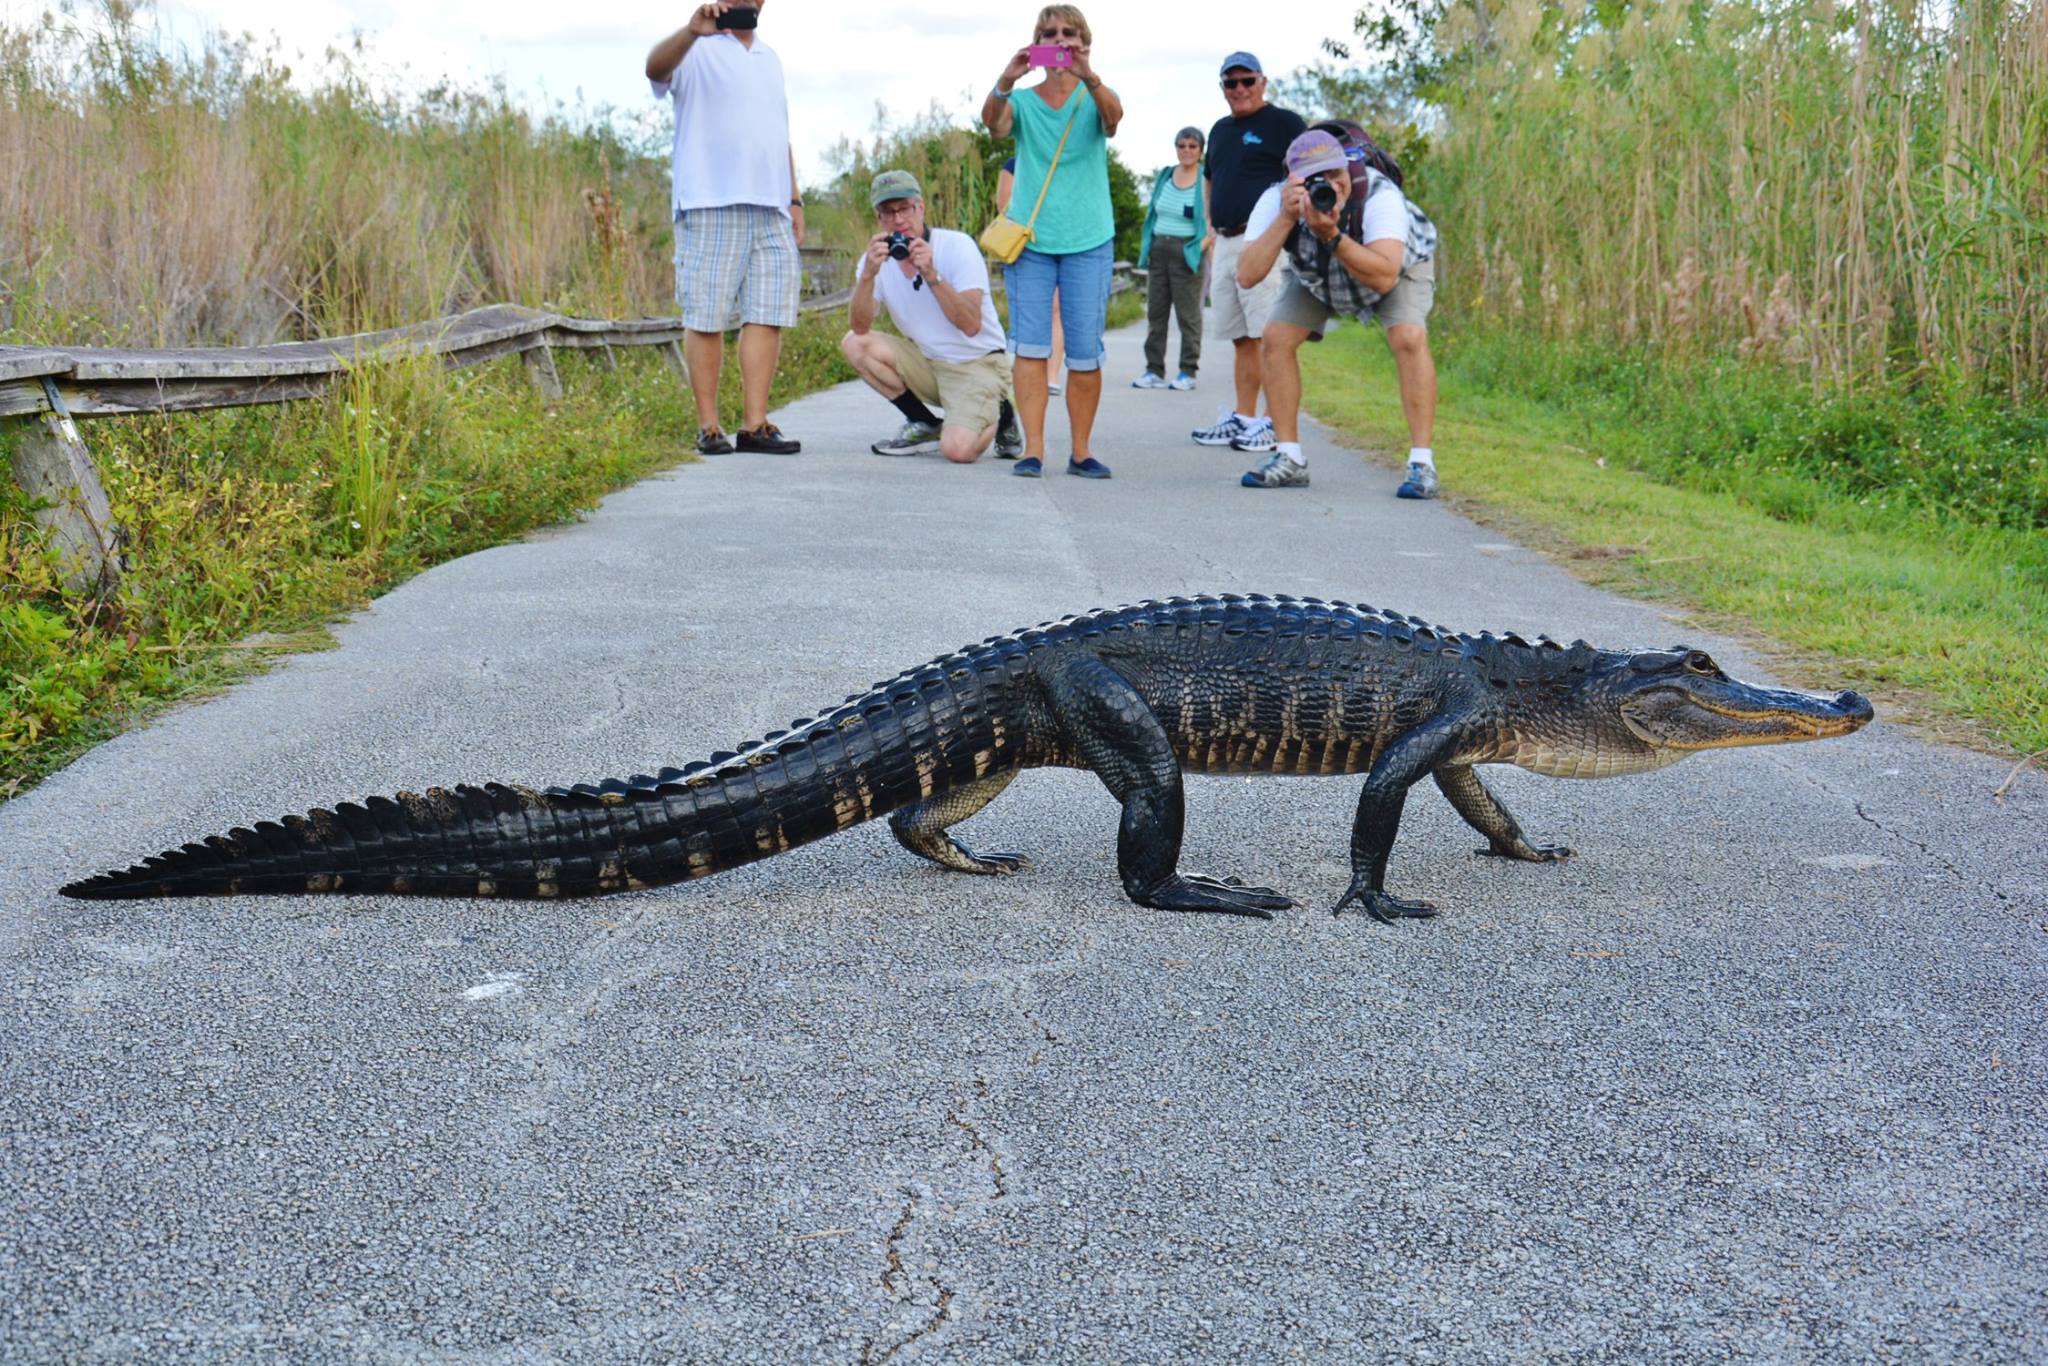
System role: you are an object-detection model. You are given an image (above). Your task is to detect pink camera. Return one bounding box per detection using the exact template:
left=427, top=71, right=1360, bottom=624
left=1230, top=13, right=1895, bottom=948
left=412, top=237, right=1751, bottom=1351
left=1026, top=44, right=1075, bottom=68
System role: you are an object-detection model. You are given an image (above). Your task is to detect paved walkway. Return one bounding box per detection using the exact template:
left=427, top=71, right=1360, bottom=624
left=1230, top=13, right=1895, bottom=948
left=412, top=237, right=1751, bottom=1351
left=3, top=324, right=2044, bottom=1360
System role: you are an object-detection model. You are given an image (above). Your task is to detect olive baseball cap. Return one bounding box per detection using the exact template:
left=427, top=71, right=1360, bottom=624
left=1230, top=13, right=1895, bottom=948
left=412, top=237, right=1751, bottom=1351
left=869, top=169, right=923, bottom=208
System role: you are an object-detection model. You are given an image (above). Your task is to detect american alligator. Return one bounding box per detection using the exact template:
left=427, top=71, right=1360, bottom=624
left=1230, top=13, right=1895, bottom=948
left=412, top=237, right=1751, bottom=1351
left=61, top=594, right=1873, bottom=922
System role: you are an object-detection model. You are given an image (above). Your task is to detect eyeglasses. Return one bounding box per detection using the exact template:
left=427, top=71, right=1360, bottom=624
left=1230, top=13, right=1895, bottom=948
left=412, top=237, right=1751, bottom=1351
left=1038, top=25, right=1081, bottom=38
left=1220, top=76, right=1260, bottom=90
left=1176, top=142, right=1201, bottom=149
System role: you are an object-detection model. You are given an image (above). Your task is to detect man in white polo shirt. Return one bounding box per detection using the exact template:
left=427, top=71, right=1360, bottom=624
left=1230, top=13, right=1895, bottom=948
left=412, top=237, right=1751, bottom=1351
left=840, top=170, right=1024, bottom=463
left=646, top=1, right=804, bottom=456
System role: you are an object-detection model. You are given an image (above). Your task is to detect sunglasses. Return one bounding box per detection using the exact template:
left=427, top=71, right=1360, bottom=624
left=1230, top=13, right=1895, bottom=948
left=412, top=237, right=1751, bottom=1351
left=1038, top=25, right=1082, bottom=38
left=1176, top=142, right=1202, bottom=150
left=1221, top=76, right=1260, bottom=90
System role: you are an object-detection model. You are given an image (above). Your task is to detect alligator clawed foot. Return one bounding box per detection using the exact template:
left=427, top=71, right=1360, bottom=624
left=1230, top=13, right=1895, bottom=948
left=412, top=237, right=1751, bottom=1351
left=1477, top=840, right=1575, bottom=863
left=1141, top=874, right=1295, bottom=920
left=1331, top=878, right=1440, bottom=924
left=957, top=845, right=1033, bottom=875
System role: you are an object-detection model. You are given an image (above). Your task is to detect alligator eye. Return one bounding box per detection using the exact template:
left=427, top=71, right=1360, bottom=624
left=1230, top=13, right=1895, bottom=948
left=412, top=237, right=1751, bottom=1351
left=1685, top=651, right=1717, bottom=674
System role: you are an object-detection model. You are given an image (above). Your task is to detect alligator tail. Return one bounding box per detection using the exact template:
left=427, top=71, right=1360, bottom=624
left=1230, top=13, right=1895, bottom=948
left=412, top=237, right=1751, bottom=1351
left=61, top=665, right=1016, bottom=901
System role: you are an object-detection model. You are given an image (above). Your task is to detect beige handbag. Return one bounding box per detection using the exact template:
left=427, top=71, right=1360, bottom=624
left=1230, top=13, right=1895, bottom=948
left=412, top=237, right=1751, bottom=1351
left=980, top=98, right=1083, bottom=264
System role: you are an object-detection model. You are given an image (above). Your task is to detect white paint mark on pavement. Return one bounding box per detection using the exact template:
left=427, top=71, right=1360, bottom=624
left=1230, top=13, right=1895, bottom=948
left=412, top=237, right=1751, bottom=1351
left=465, top=972, right=527, bottom=1001
left=1800, top=853, right=1893, bottom=871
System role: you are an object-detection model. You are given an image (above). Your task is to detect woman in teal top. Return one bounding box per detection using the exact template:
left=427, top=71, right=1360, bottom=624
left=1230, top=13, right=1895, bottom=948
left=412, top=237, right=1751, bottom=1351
left=1134, top=126, right=1207, bottom=390
left=980, top=5, right=1123, bottom=480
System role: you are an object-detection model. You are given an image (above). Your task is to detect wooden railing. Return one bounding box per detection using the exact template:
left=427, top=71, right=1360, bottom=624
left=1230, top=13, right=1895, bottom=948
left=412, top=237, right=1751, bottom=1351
left=0, top=294, right=850, bottom=595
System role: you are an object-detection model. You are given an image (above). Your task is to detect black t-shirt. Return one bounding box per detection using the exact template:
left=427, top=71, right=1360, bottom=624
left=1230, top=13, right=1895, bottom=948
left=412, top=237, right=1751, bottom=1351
left=1204, top=104, right=1307, bottom=231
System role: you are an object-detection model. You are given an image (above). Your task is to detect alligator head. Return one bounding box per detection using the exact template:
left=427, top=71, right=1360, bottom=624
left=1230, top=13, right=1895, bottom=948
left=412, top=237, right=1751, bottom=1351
left=1505, top=646, right=1873, bottom=778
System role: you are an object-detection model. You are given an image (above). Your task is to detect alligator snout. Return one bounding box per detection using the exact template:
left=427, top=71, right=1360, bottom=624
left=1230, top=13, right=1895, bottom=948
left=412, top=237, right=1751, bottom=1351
left=1833, top=690, right=1875, bottom=723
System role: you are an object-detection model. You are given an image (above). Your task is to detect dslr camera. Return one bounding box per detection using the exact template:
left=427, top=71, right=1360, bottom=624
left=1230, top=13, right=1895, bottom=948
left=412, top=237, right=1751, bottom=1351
left=886, top=231, right=913, bottom=261
left=1303, top=173, right=1340, bottom=215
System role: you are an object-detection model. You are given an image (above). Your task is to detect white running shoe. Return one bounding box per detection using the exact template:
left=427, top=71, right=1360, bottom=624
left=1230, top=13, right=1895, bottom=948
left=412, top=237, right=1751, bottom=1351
left=1230, top=416, right=1277, bottom=453
left=1241, top=452, right=1311, bottom=488
left=1169, top=372, right=1197, bottom=391
left=1131, top=371, right=1168, bottom=389
left=1191, top=409, right=1247, bottom=446
left=871, top=420, right=942, bottom=456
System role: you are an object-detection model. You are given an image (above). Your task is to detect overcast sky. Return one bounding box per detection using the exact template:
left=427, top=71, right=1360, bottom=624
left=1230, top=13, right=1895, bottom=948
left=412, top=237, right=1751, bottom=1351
left=58, top=1, right=1353, bottom=185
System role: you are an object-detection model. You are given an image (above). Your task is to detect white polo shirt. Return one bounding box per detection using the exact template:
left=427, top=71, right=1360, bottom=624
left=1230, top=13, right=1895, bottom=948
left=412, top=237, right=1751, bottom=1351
left=855, top=228, right=1007, bottom=363
left=650, top=33, right=793, bottom=217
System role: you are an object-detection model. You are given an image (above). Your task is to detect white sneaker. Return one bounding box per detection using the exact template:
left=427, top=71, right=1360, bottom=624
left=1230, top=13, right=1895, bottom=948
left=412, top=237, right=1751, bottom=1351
left=1241, top=452, right=1310, bottom=488
left=871, top=420, right=942, bottom=456
left=1047, top=379, right=1064, bottom=396
left=1131, top=371, right=1168, bottom=389
left=1230, top=416, right=1277, bottom=453
left=1169, top=372, right=1197, bottom=391
left=1191, top=409, right=1246, bottom=446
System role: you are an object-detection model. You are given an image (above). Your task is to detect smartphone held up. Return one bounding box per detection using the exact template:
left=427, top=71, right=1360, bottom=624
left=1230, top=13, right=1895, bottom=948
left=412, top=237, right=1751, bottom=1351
left=1026, top=43, right=1074, bottom=68
left=715, top=5, right=760, bottom=30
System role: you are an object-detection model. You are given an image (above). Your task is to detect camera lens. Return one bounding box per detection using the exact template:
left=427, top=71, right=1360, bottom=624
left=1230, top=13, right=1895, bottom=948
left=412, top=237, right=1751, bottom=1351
left=887, top=232, right=911, bottom=260
left=1307, top=177, right=1338, bottom=214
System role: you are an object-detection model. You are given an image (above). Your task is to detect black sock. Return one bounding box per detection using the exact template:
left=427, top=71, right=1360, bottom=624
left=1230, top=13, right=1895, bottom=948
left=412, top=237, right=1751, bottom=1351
left=891, top=391, right=940, bottom=426
left=998, top=399, right=1016, bottom=429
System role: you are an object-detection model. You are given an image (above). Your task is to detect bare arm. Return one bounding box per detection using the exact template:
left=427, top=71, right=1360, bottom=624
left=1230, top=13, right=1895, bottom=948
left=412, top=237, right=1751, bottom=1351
left=981, top=49, right=1031, bottom=138
left=1237, top=184, right=1300, bottom=289
left=646, top=4, right=726, bottom=82
left=788, top=148, right=805, bottom=245
left=848, top=236, right=889, bottom=334
left=1335, top=238, right=1403, bottom=295
left=1068, top=47, right=1120, bottom=135
left=906, top=239, right=984, bottom=336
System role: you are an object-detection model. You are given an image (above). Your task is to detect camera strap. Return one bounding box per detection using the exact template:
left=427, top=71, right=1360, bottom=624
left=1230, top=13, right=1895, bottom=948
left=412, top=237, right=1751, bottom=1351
left=1020, top=97, right=1084, bottom=233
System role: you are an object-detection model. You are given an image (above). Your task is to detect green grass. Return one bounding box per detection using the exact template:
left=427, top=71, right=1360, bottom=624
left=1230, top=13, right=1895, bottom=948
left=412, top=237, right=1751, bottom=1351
left=1, top=313, right=857, bottom=799
left=1300, top=324, right=2048, bottom=755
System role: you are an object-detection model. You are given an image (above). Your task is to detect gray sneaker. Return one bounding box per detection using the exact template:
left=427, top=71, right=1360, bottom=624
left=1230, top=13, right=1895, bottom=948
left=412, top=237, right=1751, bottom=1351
left=1231, top=416, right=1277, bottom=453
left=994, top=409, right=1024, bottom=458
left=872, top=420, right=942, bottom=456
left=1241, top=452, right=1310, bottom=488
left=1395, top=461, right=1440, bottom=499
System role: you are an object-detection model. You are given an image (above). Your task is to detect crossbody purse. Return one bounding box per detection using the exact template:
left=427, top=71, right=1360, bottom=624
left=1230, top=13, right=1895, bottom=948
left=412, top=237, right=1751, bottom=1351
left=979, top=96, right=1083, bottom=264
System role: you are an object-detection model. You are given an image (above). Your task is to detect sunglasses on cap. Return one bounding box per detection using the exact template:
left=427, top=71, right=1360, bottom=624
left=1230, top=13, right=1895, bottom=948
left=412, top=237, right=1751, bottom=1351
left=1220, top=75, right=1259, bottom=90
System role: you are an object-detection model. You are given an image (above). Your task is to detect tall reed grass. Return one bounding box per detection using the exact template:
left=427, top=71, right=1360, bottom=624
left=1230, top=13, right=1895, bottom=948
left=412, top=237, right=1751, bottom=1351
left=0, top=4, right=675, bottom=346
left=1418, top=0, right=2046, bottom=402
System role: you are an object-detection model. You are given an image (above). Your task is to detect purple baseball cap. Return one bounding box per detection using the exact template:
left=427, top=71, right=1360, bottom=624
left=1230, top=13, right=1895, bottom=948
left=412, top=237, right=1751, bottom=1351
left=1284, top=130, right=1349, bottom=178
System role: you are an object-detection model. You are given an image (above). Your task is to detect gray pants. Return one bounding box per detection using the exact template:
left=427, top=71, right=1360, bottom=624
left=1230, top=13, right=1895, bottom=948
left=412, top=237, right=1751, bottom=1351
left=1143, top=247, right=1203, bottom=378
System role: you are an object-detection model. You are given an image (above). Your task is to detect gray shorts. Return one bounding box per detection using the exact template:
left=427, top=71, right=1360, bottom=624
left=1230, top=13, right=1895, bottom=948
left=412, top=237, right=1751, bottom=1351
left=1271, top=254, right=1436, bottom=340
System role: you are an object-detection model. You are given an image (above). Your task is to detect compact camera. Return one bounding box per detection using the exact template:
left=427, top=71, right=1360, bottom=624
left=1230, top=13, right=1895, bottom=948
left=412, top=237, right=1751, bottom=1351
left=1303, top=173, right=1339, bottom=215
left=714, top=5, right=759, bottom=30
left=886, top=231, right=913, bottom=260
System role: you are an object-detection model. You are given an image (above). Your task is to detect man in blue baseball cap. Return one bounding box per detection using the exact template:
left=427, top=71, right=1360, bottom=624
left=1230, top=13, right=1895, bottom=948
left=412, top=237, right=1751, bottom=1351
left=1189, top=50, right=1307, bottom=458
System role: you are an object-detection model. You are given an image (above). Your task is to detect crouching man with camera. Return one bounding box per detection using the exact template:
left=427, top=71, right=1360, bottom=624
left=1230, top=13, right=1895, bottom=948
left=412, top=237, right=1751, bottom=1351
left=1233, top=125, right=1442, bottom=495
left=841, top=170, right=1024, bottom=461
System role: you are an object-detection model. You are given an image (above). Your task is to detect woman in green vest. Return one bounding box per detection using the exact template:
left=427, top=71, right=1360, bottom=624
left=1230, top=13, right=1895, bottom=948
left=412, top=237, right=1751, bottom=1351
left=1133, top=126, right=1207, bottom=391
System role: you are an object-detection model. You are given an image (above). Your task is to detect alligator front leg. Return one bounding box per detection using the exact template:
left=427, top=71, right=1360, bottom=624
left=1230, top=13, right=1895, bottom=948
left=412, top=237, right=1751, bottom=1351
left=1433, top=765, right=1573, bottom=862
left=890, top=769, right=1031, bottom=874
left=1035, top=655, right=1295, bottom=919
left=1334, top=721, right=1470, bottom=924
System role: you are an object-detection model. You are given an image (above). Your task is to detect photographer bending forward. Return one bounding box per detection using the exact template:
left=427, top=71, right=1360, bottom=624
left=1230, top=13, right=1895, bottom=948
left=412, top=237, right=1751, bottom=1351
left=1234, top=126, right=1441, bottom=496
left=842, top=171, right=1023, bottom=462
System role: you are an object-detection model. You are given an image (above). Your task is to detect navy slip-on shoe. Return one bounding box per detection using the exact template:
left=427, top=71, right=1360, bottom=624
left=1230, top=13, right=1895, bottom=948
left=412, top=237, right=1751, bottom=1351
left=1067, top=457, right=1113, bottom=479
left=1012, top=456, right=1043, bottom=477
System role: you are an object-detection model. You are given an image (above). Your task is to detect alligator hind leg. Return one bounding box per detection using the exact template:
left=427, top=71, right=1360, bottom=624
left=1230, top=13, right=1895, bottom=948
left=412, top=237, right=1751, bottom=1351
left=890, top=770, right=1031, bottom=874
left=1434, top=765, right=1573, bottom=862
left=1034, top=654, right=1295, bottom=920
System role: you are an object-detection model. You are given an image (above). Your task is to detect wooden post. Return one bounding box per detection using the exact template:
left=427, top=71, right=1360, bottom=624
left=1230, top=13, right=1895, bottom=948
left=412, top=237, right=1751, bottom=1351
left=661, top=340, right=690, bottom=388
left=6, top=381, right=122, bottom=595
left=595, top=343, right=620, bottom=373
left=522, top=344, right=564, bottom=402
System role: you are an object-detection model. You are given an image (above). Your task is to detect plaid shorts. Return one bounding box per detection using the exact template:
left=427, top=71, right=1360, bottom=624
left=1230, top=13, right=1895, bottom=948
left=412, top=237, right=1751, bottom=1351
left=674, top=205, right=800, bottom=332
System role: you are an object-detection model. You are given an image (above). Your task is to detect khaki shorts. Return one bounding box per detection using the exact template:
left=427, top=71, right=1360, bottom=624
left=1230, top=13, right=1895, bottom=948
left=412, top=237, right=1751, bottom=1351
left=1205, top=232, right=1288, bottom=341
left=1271, top=254, right=1437, bottom=340
left=889, top=338, right=1012, bottom=433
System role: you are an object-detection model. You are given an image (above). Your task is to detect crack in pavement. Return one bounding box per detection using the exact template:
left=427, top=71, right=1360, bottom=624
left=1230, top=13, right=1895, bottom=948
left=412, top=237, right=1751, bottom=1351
left=1764, top=756, right=1984, bottom=893
left=863, top=1188, right=955, bottom=1365
left=946, top=1108, right=1008, bottom=1202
